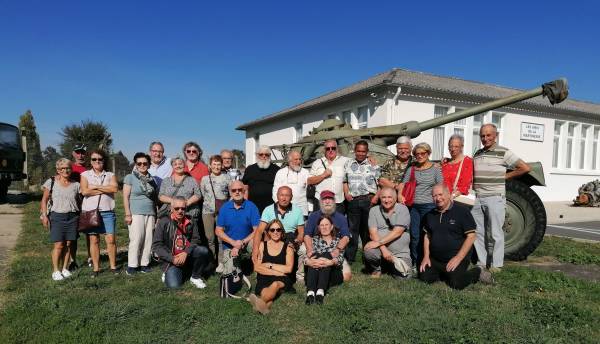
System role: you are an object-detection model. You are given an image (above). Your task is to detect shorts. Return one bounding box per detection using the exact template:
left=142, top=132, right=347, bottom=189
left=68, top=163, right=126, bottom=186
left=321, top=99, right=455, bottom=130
left=86, top=211, right=117, bottom=235
left=49, top=212, right=79, bottom=242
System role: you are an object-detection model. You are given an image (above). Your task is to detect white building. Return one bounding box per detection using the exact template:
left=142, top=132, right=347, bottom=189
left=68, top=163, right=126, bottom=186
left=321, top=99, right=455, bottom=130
left=237, top=68, right=600, bottom=202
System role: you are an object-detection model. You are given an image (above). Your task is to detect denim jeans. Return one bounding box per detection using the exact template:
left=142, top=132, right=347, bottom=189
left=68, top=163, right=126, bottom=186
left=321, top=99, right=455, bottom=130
left=409, top=203, right=436, bottom=264
left=345, top=197, right=371, bottom=263
left=164, top=246, right=210, bottom=289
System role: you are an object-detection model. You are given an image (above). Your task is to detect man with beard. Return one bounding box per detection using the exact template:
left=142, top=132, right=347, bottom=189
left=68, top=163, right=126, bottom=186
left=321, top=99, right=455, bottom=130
left=343, top=140, right=381, bottom=264
left=419, top=184, right=493, bottom=289
left=363, top=187, right=411, bottom=279
left=220, top=149, right=243, bottom=181
left=216, top=180, right=260, bottom=275
left=379, top=136, right=413, bottom=201
left=272, top=151, right=310, bottom=217
left=242, top=145, right=280, bottom=213
left=148, top=141, right=172, bottom=189
left=304, top=190, right=352, bottom=281
left=308, top=139, right=350, bottom=214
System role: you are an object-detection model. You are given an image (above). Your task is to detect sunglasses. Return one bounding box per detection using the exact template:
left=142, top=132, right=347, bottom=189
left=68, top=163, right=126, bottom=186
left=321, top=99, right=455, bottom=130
left=325, top=147, right=337, bottom=151
left=150, top=149, right=164, bottom=153
left=269, top=227, right=283, bottom=233
left=91, top=158, right=104, bottom=162
left=58, top=167, right=72, bottom=171
left=230, top=188, right=244, bottom=193
left=414, top=152, right=429, bottom=157
left=257, top=153, right=270, bottom=157
left=173, top=207, right=186, bottom=211
left=186, top=149, right=198, bottom=154
left=136, top=162, right=149, bottom=166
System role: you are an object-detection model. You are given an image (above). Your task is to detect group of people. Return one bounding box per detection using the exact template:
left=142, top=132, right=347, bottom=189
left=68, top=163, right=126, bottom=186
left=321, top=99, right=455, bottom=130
left=40, top=122, right=531, bottom=315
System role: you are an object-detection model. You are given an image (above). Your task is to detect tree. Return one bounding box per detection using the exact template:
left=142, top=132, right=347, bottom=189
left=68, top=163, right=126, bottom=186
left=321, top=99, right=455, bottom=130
left=59, top=120, right=112, bottom=157
left=111, top=150, right=130, bottom=183
left=42, top=146, right=61, bottom=178
left=18, top=110, right=44, bottom=185
left=231, top=149, right=245, bottom=168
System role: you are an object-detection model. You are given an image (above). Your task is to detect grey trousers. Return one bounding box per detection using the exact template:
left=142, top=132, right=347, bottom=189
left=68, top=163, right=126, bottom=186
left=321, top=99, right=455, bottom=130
left=471, top=195, right=506, bottom=268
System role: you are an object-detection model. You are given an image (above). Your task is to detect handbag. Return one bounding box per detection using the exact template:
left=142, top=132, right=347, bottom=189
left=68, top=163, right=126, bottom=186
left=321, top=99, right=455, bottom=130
left=78, top=175, right=106, bottom=232
left=46, top=177, right=55, bottom=216
left=209, top=174, right=226, bottom=215
left=219, top=267, right=251, bottom=299
left=451, top=158, right=475, bottom=206
left=401, top=167, right=416, bottom=207
left=157, top=176, right=186, bottom=218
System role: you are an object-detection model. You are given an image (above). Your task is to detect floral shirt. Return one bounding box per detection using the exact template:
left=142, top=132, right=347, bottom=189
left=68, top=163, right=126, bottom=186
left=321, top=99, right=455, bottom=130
left=344, top=159, right=381, bottom=196
left=311, top=236, right=344, bottom=266
left=380, top=156, right=412, bottom=184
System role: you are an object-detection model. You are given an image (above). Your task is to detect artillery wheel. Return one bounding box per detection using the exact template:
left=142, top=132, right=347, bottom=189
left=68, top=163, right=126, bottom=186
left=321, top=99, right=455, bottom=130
left=503, top=179, right=546, bottom=261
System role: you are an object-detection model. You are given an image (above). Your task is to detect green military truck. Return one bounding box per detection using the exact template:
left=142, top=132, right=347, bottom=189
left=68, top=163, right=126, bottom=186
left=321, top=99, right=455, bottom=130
left=0, top=122, right=27, bottom=203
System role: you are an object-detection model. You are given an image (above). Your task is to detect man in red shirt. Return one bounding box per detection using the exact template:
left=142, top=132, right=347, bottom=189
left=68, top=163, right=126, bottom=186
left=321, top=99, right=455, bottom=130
left=182, top=141, right=209, bottom=183
left=70, top=143, right=87, bottom=181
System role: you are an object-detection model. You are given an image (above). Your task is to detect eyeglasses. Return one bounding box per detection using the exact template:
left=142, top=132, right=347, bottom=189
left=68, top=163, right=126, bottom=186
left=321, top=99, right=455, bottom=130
left=414, top=152, right=429, bottom=157
left=150, top=150, right=164, bottom=153
left=74, top=151, right=86, bottom=155
left=230, top=188, right=244, bottom=193
left=222, top=157, right=232, bottom=160
left=173, top=207, right=186, bottom=211
left=269, top=227, right=283, bottom=233
left=136, top=162, right=149, bottom=166
left=325, top=147, right=337, bottom=151
left=91, top=158, right=104, bottom=162
left=58, top=167, right=72, bottom=171
left=186, top=150, right=198, bottom=154
left=257, top=153, right=270, bottom=157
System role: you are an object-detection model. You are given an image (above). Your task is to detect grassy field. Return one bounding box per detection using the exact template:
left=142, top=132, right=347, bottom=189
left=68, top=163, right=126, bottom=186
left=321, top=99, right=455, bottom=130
left=1, top=200, right=599, bottom=344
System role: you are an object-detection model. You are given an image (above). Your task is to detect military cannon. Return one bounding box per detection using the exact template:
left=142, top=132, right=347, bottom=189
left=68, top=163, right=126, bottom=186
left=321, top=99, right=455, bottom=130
left=0, top=122, right=27, bottom=203
left=271, top=79, right=569, bottom=261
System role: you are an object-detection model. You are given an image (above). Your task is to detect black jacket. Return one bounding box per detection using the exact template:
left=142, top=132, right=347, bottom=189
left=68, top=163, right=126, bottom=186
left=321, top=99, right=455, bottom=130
left=152, top=216, right=200, bottom=266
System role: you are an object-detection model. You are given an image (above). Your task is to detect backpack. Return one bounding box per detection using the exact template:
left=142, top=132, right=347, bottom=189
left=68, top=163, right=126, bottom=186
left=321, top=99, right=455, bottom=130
left=219, top=267, right=251, bottom=299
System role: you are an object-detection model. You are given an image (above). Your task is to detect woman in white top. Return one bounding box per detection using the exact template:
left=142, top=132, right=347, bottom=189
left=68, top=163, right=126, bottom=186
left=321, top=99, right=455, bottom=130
left=40, top=158, right=81, bottom=281
left=80, top=149, right=119, bottom=277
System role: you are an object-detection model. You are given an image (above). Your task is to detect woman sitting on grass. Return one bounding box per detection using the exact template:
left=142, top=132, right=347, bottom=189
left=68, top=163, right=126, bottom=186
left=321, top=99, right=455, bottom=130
left=249, top=219, right=293, bottom=315
left=304, top=215, right=345, bottom=305
left=40, top=158, right=81, bottom=281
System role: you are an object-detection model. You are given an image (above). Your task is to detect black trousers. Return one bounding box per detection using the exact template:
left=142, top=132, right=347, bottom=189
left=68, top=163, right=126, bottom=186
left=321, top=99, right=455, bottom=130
left=305, top=252, right=342, bottom=292
left=345, top=197, right=371, bottom=263
left=419, top=255, right=480, bottom=290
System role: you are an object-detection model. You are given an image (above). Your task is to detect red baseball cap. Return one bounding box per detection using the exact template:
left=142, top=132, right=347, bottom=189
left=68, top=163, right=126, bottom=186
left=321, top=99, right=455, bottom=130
left=320, top=190, right=335, bottom=200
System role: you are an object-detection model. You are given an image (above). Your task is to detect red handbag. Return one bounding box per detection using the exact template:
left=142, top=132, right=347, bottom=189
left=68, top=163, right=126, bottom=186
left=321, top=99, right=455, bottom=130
left=401, top=167, right=416, bottom=207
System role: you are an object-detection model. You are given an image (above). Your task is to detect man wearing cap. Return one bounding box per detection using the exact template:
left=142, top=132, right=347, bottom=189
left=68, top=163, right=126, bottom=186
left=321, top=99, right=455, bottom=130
left=308, top=139, right=350, bottom=214
left=148, top=141, right=172, bottom=189
left=363, top=187, right=411, bottom=279
left=379, top=136, right=413, bottom=201
left=304, top=190, right=352, bottom=281
left=419, top=184, right=493, bottom=289
left=71, top=143, right=88, bottom=181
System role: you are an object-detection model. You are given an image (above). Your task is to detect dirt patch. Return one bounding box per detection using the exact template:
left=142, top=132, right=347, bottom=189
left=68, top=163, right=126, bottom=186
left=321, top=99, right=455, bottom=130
left=515, top=256, right=600, bottom=282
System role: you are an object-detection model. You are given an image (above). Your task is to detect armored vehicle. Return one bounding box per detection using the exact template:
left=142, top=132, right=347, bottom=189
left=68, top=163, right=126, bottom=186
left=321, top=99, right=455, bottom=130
left=0, top=122, right=27, bottom=203
left=271, top=79, right=569, bottom=260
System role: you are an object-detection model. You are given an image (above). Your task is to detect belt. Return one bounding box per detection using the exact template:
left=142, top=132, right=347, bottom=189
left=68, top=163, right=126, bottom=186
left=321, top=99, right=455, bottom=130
left=353, top=194, right=375, bottom=200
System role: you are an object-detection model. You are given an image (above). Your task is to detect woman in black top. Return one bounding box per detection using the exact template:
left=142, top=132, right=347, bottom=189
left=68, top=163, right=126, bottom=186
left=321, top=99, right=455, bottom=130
left=249, top=219, right=293, bottom=315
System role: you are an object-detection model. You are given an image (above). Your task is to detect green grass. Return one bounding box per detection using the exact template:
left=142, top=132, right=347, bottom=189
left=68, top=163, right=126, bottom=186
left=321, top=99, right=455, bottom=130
left=532, top=236, right=600, bottom=265
left=1, top=200, right=599, bottom=343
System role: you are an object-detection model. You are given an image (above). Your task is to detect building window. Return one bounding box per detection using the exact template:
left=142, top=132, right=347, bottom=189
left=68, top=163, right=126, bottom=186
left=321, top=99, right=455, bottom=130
left=357, top=106, right=368, bottom=129
left=491, top=112, right=504, bottom=143
left=294, top=123, right=303, bottom=143
left=432, top=106, right=449, bottom=160
left=593, top=127, right=600, bottom=169
left=552, top=121, right=563, bottom=168
left=472, top=113, right=484, bottom=153
left=453, top=107, right=466, bottom=137
left=342, top=110, right=352, bottom=127
left=580, top=125, right=590, bottom=169
left=566, top=123, right=576, bottom=168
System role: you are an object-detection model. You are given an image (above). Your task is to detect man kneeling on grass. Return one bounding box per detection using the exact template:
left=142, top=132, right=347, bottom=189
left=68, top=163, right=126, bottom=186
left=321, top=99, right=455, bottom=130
left=152, top=196, right=211, bottom=289
left=419, top=184, right=493, bottom=289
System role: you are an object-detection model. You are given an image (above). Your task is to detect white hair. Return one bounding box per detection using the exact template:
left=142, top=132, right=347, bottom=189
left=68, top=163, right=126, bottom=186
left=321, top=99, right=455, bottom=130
left=256, top=145, right=271, bottom=155
left=396, top=136, right=412, bottom=145
left=448, top=134, right=464, bottom=145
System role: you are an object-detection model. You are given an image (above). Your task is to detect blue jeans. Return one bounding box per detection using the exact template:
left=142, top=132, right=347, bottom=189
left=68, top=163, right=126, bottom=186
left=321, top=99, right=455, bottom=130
left=164, top=246, right=210, bottom=289
left=409, top=203, right=436, bottom=264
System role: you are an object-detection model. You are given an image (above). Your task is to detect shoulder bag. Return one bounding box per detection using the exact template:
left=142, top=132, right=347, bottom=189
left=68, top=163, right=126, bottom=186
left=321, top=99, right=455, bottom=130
left=401, top=167, right=416, bottom=207
left=46, top=177, right=55, bottom=216
left=78, top=175, right=106, bottom=232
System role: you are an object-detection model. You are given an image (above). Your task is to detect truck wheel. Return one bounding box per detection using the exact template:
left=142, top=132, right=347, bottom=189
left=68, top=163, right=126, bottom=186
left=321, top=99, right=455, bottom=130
left=504, top=179, right=546, bottom=261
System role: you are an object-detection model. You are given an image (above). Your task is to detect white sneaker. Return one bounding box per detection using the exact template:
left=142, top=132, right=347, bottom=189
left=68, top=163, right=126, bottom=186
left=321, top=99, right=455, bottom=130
left=190, top=277, right=206, bottom=289
left=161, top=273, right=165, bottom=283
left=61, top=269, right=72, bottom=278
left=215, top=263, right=224, bottom=274
left=52, top=271, right=64, bottom=281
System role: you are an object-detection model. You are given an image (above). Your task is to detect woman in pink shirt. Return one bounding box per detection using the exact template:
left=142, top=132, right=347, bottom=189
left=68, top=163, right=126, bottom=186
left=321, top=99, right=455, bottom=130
left=441, top=134, right=473, bottom=198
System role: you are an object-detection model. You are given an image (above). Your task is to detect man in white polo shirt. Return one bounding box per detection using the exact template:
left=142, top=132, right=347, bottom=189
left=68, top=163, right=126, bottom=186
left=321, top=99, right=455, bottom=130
left=471, top=124, right=530, bottom=272
left=308, top=139, right=349, bottom=214
left=148, top=141, right=172, bottom=189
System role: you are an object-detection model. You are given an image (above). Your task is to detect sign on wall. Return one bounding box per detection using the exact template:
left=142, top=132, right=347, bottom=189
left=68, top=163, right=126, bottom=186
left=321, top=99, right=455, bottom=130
left=520, top=122, right=544, bottom=142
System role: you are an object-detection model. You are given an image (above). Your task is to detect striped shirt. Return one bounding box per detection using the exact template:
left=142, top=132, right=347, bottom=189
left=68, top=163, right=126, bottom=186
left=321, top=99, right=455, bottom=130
left=402, top=165, right=443, bottom=204
left=472, top=144, right=520, bottom=197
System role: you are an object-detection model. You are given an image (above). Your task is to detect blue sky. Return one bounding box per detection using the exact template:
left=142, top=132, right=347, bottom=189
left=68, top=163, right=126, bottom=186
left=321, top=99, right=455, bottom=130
left=0, top=0, right=598, bottom=160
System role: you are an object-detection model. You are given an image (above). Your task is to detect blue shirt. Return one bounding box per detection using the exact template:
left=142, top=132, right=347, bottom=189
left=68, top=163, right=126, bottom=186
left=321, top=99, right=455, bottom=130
left=305, top=210, right=350, bottom=238
left=260, top=203, right=304, bottom=234
left=216, top=199, right=260, bottom=249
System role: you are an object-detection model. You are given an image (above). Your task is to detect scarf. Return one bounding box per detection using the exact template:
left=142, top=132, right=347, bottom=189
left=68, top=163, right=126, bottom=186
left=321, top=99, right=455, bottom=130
left=133, top=169, right=156, bottom=198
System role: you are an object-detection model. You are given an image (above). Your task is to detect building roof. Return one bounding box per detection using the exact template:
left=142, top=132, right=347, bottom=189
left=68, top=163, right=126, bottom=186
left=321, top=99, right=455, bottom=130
left=237, top=68, right=600, bottom=130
